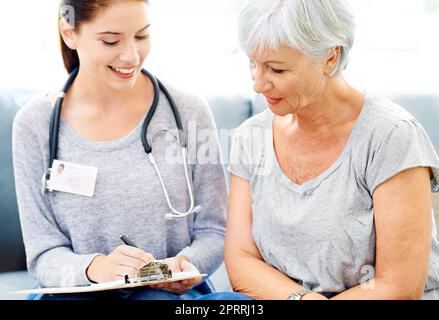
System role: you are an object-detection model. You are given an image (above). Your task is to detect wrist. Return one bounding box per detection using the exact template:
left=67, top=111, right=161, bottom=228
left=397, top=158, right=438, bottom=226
left=178, top=255, right=190, bottom=263
left=287, top=288, right=328, bottom=300
left=301, top=292, right=328, bottom=300
left=86, top=255, right=105, bottom=283
left=287, top=288, right=312, bottom=300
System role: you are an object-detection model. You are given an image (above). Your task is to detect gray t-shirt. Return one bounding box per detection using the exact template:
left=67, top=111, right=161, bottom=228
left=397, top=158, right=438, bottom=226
left=228, top=95, right=439, bottom=298
left=12, top=87, right=227, bottom=288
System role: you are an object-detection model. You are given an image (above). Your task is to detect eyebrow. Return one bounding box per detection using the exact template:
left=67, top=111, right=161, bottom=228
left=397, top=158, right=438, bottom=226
left=96, top=24, right=150, bottom=35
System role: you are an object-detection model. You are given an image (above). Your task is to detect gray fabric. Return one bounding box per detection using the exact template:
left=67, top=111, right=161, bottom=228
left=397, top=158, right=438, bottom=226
left=253, top=94, right=439, bottom=153
left=391, top=95, right=439, bottom=153
left=12, top=87, right=227, bottom=288
left=0, top=90, right=37, bottom=272
left=228, top=95, right=439, bottom=298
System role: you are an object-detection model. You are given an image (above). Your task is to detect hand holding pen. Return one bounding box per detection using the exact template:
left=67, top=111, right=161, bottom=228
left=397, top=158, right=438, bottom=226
left=120, top=234, right=201, bottom=294
left=85, top=234, right=155, bottom=284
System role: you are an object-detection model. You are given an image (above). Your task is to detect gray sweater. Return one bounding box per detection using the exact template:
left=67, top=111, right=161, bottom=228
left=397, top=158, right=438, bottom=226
left=12, top=87, right=227, bottom=288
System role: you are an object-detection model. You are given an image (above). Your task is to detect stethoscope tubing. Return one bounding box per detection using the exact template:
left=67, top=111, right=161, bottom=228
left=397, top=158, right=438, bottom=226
left=45, top=67, right=199, bottom=219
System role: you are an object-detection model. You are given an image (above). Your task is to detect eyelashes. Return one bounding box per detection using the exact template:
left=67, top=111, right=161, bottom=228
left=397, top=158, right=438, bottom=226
left=102, top=41, right=118, bottom=46
left=249, top=59, right=285, bottom=74
left=102, top=35, right=150, bottom=46
left=270, top=68, right=285, bottom=74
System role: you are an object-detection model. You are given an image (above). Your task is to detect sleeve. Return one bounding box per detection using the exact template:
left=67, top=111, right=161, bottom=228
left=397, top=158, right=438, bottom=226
left=176, top=97, right=227, bottom=276
left=366, top=118, right=439, bottom=195
left=227, top=127, right=252, bottom=181
left=12, top=107, right=101, bottom=288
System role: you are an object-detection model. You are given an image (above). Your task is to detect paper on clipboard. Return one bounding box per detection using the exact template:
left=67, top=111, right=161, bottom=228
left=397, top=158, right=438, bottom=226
left=11, top=270, right=207, bottom=295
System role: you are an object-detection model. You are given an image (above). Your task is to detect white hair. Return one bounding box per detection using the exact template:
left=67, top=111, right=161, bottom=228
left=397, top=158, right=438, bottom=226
left=238, top=0, right=356, bottom=76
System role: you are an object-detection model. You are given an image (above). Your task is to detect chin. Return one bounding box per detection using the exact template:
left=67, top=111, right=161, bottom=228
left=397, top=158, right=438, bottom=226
left=267, top=105, right=296, bottom=117
left=107, top=75, right=138, bottom=91
left=109, top=81, right=137, bottom=91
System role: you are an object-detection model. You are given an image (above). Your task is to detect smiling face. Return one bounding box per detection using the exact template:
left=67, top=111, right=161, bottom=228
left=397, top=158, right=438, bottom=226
left=249, top=46, right=331, bottom=117
left=61, top=1, right=151, bottom=91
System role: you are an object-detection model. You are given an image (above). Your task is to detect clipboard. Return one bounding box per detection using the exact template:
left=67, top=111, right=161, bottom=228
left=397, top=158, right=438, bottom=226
left=11, top=270, right=207, bottom=295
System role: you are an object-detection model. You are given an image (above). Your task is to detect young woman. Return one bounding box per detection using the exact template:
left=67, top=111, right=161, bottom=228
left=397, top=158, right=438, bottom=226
left=12, top=0, right=227, bottom=300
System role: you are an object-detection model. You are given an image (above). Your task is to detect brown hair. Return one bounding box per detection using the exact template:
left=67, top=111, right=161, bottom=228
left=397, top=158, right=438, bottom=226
left=58, top=0, right=147, bottom=73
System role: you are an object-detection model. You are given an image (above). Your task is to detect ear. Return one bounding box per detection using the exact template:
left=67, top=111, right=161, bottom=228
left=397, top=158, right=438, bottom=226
left=59, top=18, right=77, bottom=50
left=324, top=46, right=341, bottom=76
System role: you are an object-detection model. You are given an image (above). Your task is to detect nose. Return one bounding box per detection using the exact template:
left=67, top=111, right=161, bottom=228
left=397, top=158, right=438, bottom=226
left=119, top=40, right=140, bottom=66
left=252, top=67, right=273, bottom=94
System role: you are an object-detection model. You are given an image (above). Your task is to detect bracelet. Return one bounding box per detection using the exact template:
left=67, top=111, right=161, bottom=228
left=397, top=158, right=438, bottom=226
left=287, top=288, right=313, bottom=300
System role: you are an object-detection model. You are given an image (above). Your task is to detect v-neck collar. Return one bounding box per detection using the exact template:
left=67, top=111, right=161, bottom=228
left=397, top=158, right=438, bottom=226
left=265, top=96, right=370, bottom=194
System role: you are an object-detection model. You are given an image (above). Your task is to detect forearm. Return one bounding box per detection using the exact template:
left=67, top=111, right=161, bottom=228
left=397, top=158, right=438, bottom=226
left=331, top=278, right=423, bottom=300
left=30, top=247, right=101, bottom=287
left=227, top=253, right=327, bottom=300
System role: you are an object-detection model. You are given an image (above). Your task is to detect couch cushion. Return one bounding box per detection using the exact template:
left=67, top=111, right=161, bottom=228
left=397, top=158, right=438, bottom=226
left=208, top=95, right=251, bottom=131
left=391, top=95, right=439, bottom=153
left=0, top=271, right=37, bottom=300
left=0, top=89, right=37, bottom=273
left=207, top=95, right=252, bottom=186
left=251, top=94, right=268, bottom=117
left=209, top=263, right=232, bottom=292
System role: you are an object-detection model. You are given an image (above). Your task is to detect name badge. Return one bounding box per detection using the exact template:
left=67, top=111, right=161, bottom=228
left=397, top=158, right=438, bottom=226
left=46, top=160, right=98, bottom=197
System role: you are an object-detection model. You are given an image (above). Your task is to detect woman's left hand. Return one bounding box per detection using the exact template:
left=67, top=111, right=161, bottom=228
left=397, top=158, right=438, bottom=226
left=150, top=256, right=202, bottom=295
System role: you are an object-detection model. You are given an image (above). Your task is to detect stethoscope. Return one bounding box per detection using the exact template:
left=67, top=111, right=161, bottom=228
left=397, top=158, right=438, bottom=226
left=42, top=67, right=202, bottom=220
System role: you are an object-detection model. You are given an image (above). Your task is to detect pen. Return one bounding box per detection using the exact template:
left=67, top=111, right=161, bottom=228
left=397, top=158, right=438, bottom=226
left=120, top=234, right=140, bottom=248
left=120, top=234, right=165, bottom=263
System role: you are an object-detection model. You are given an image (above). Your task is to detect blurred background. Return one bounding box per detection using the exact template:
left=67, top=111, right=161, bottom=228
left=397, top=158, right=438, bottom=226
left=0, top=0, right=438, bottom=98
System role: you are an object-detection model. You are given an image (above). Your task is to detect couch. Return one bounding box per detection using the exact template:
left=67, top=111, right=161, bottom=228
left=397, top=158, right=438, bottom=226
left=1, top=89, right=439, bottom=300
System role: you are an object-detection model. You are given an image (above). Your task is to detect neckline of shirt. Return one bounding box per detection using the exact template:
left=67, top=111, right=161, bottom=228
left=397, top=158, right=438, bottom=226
left=42, top=92, right=174, bottom=153
left=265, top=95, right=371, bottom=194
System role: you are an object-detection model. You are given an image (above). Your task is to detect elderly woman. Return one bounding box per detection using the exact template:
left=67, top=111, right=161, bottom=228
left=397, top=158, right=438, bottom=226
left=222, top=0, right=439, bottom=300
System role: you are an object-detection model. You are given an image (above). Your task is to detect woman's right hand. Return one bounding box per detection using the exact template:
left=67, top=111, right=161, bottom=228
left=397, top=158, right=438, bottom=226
left=86, top=245, right=155, bottom=283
